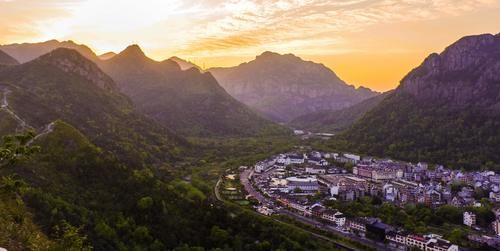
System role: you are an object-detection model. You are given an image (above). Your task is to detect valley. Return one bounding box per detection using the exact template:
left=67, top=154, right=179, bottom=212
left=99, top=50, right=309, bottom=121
left=0, top=32, right=498, bottom=251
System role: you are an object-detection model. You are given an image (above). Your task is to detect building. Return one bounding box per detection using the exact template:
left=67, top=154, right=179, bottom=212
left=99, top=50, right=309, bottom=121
left=321, top=209, right=346, bottom=226
left=406, top=234, right=426, bottom=250
left=287, top=154, right=305, bottom=165
left=366, top=221, right=394, bottom=241
left=386, top=231, right=408, bottom=245
left=463, top=211, right=476, bottom=227
left=305, top=166, right=326, bottom=175
left=346, top=217, right=376, bottom=233
left=424, top=234, right=459, bottom=251
left=426, top=239, right=459, bottom=251
left=255, top=160, right=275, bottom=173
left=286, top=177, right=319, bottom=193
left=493, top=220, right=500, bottom=236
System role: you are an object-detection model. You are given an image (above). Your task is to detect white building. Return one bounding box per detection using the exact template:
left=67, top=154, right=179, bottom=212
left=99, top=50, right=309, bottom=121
left=287, top=154, right=305, bottom=165
left=321, top=209, right=346, bottom=226
left=286, top=177, right=319, bottom=193
left=493, top=220, right=500, bottom=236
left=255, top=160, right=275, bottom=173
left=463, top=211, right=476, bottom=227
left=305, top=166, right=326, bottom=175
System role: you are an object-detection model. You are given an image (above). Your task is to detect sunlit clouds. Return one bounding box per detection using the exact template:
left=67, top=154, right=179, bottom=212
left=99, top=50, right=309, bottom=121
left=1, top=0, right=499, bottom=91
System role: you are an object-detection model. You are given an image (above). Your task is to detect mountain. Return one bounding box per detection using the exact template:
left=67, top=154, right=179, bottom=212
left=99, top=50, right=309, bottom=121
left=0, top=49, right=19, bottom=66
left=169, top=56, right=201, bottom=71
left=99, top=45, right=287, bottom=137
left=0, top=40, right=98, bottom=63
left=330, top=33, right=500, bottom=171
left=291, top=91, right=391, bottom=133
left=98, top=51, right=116, bottom=60
left=208, top=51, right=378, bottom=122
left=0, top=48, right=182, bottom=166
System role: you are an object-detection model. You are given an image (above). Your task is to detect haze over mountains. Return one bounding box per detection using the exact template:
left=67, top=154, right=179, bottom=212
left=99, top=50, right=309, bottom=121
left=209, top=51, right=378, bottom=122
left=98, top=45, right=284, bottom=136
left=331, top=33, right=500, bottom=170
left=0, top=39, right=98, bottom=63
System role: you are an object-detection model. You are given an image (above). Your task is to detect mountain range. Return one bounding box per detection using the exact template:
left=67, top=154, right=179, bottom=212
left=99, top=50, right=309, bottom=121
left=98, top=45, right=285, bottom=136
left=1, top=41, right=286, bottom=138
left=209, top=51, right=378, bottom=122
left=0, top=48, right=182, bottom=166
left=329, top=33, right=500, bottom=170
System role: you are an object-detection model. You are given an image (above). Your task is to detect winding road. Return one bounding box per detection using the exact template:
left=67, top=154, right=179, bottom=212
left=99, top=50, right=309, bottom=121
left=1, top=88, right=55, bottom=143
left=1, top=88, right=31, bottom=129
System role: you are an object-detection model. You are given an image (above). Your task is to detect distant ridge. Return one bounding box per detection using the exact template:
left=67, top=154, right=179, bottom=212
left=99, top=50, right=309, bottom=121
left=0, top=39, right=98, bottom=63
left=0, top=49, right=19, bottom=66
left=208, top=51, right=378, bottom=122
left=99, top=45, right=288, bottom=137
left=169, top=56, right=202, bottom=71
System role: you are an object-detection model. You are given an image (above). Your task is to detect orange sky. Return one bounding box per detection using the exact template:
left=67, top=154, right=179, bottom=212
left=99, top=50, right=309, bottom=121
left=1, top=0, right=499, bottom=91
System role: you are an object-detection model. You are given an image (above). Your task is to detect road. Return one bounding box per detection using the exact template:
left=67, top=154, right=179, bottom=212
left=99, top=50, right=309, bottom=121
left=240, top=168, right=271, bottom=204
left=27, top=122, right=56, bottom=145
left=240, top=167, right=396, bottom=251
left=1, top=88, right=31, bottom=129
left=278, top=209, right=396, bottom=250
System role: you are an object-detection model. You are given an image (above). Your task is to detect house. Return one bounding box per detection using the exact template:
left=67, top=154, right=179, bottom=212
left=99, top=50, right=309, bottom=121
left=463, top=211, right=476, bottom=227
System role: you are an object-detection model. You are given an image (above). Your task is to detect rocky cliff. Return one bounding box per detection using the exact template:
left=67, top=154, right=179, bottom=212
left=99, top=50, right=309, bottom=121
left=209, top=51, right=377, bottom=122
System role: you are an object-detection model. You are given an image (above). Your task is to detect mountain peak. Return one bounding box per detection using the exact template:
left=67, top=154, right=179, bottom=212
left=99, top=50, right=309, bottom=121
left=35, top=48, right=117, bottom=91
left=119, top=44, right=146, bottom=57
left=400, top=33, right=500, bottom=112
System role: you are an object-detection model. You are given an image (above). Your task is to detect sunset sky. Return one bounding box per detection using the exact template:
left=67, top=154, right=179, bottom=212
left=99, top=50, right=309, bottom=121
left=1, top=0, right=499, bottom=91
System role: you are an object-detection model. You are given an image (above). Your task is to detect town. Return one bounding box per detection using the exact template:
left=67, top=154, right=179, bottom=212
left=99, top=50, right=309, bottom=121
left=225, top=150, right=500, bottom=250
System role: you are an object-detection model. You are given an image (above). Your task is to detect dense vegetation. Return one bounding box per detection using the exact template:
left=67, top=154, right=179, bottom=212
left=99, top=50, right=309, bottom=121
left=0, top=121, right=341, bottom=250
left=324, top=196, right=495, bottom=247
left=99, top=46, right=288, bottom=137
left=0, top=48, right=184, bottom=166
left=322, top=92, right=500, bottom=171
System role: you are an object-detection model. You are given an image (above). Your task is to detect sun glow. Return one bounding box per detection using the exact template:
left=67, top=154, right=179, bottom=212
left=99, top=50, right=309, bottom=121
left=1, top=0, right=499, bottom=91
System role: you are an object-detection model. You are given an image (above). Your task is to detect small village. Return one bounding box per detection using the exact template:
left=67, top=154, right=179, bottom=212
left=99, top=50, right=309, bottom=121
left=223, top=149, right=500, bottom=250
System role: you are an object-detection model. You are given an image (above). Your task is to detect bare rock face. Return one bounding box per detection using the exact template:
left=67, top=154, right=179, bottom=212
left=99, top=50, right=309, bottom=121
left=400, top=33, right=500, bottom=114
left=209, top=52, right=377, bottom=122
